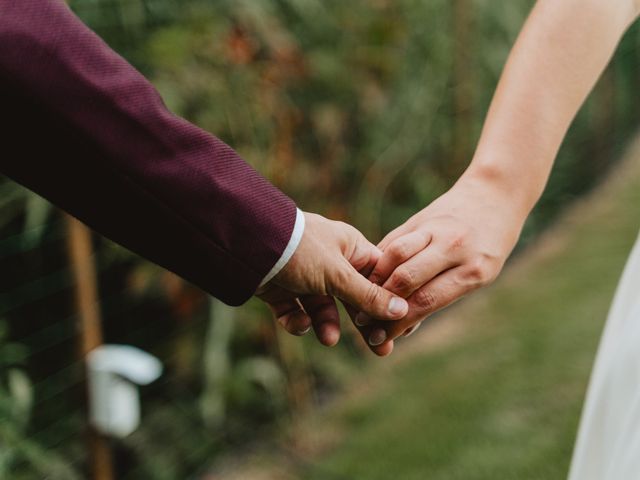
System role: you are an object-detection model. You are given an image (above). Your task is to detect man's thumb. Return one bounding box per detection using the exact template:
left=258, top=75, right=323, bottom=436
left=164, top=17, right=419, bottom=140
left=329, top=262, right=408, bottom=321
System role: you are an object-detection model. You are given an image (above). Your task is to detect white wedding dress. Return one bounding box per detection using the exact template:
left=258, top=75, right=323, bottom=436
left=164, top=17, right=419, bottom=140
left=568, top=232, right=640, bottom=479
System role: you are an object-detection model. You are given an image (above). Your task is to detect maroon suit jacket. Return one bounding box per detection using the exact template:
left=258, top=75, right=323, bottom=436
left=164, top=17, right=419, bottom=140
left=0, top=0, right=298, bottom=305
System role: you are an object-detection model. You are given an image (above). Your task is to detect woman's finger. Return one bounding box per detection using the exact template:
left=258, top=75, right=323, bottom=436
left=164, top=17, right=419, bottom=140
left=369, top=231, right=432, bottom=286
left=381, top=246, right=459, bottom=298
left=347, top=303, right=395, bottom=356
left=300, top=295, right=341, bottom=346
left=376, top=223, right=410, bottom=252
left=353, top=231, right=432, bottom=328
left=371, top=266, right=474, bottom=344
left=344, top=303, right=395, bottom=357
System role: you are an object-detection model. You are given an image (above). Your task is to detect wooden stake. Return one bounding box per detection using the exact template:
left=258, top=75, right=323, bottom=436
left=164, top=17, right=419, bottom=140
left=65, top=215, right=114, bottom=480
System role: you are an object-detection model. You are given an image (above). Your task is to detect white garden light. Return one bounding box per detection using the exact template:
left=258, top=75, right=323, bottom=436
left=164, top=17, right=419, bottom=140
left=86, top=345, right=163, bottom=439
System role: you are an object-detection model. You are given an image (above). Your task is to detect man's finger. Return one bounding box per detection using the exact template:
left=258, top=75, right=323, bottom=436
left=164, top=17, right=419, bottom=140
left=370, top=338, right=394, bottom=356
left=328, top=225, right=409, bottom=322
left=300, top=295, right=341, bottom=346
left=267, top=299, right=312, bottom=336
left=346, top=228, right=383, bottom=274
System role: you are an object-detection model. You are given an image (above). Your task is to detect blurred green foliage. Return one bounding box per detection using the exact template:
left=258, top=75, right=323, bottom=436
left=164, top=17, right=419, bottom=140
left=68, top=0, right=640, bottom=239
left=0, top=0, right=639, bottom=478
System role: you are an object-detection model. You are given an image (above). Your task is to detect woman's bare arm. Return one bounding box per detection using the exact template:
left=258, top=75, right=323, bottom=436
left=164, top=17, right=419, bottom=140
left=468, top=0, right=640, bottom=215
left=358, top=0, right=640, bottom=355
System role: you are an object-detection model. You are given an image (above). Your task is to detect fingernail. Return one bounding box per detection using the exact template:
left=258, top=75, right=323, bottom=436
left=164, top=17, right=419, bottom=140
left=369, top=329, right=387, bottom=346
left=296, top=326, right=312, bottom=336
left=404, top=323, right=421, bottom=337
left=388, top=297, right=408, bottom=317
left=355, top=313, right=371, bottom=326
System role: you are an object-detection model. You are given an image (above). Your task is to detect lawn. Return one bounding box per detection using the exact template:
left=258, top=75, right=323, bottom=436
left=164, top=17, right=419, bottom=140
left=296, top=140, right=640, bottom=480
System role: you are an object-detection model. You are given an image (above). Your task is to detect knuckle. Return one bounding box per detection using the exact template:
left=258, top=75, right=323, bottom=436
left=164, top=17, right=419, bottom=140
left=464, top=256, right=499, bottom=287
left=278, top=315, right=294, bottom=333
left=465, top=264, right=486, bottom=284
left=413, top=288, right=438, bottom=312
left=368, top=271, right=382, bottom=285
left=445, top=233, right=467, bottom=252
left=363, top=282, right=382, bottom=310
left=388, top=239, right=411, bottom=261
left=390, top=267, right=415, bottom=292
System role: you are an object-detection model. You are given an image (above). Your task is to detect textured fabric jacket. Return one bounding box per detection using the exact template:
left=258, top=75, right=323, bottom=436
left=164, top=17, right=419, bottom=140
left=0, top=0, right=298, bottom=305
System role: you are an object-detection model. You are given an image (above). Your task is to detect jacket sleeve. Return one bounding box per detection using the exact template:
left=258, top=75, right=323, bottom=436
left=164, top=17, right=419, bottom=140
left=0, top=0, right=298, bottom=305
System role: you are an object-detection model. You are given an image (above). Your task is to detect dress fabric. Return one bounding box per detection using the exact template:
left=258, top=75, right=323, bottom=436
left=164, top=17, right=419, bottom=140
left=569, top=232, right=640, bottom=479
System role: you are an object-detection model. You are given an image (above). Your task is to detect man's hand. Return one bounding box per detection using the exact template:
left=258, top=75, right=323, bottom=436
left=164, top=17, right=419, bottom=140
left=257, top=212, right=409, bottom=347
left=354, top=173, right=528, bottom=356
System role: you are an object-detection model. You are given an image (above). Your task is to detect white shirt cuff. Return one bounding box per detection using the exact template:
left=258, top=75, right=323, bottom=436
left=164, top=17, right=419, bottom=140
left=259, top=208, right=305, bottom=287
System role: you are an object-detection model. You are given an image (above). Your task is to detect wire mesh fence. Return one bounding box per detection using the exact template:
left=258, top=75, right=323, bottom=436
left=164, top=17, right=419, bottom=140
left=0, top=180, right=364, bottom=478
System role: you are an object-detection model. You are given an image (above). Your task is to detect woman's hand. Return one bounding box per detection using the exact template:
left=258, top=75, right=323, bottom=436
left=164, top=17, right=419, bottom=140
left=353, top=0, right=640, bottom=357
left=354, top=171, right=529, bottom=356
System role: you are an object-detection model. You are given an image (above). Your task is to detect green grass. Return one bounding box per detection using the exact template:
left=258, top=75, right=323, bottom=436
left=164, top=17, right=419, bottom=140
left=298, top=150, right=640, bottom=480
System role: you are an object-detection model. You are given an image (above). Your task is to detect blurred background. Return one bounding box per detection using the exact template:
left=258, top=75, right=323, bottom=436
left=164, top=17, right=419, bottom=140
left=1, top=0, right=640, bottom=478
